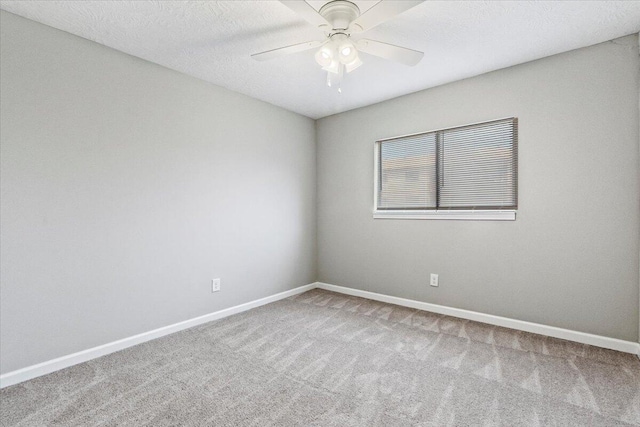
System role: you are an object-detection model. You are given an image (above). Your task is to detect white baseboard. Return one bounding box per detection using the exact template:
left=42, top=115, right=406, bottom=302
left=316, top=282, right=640, bottom=356
left=0, top=283, right=316, bottom=389
left=3, top=281, right=638, bottom=389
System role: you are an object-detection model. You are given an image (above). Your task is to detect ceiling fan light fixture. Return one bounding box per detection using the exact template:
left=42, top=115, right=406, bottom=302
left=322, top=58, right=341, bottom=74
left=344, top=55, right=362, bottom=73
left=338, top=40, right=358, bottom=64
left=314, top=45, right=334, bottom=67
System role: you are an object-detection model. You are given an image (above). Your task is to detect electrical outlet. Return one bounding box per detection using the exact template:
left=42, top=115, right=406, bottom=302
left=212, top=278, right=221, bottom=293
left=430, top=274, right=439, bottom=287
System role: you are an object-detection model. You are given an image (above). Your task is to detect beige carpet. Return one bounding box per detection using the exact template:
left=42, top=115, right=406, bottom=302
left=1, top=288, right=639, bottom=426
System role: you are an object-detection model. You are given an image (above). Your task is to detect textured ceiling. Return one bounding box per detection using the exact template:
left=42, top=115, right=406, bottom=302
left=1, top=1, right=640, bottom=119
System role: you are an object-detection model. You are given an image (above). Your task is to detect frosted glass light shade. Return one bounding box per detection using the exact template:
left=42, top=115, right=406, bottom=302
left=338, top=40, right=358, bottom=64
left=314, top=45, right=334, bottom=67
left=322, top=59, right=341, bottom=74
left=344, top=55, right=362, bottom=73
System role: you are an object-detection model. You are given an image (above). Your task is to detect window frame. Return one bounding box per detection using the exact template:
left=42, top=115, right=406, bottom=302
left=373, top=117, right=517, bottom=221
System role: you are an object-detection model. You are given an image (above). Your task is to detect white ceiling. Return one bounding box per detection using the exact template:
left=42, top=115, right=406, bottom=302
left=2, top=1, right=640, bottom=119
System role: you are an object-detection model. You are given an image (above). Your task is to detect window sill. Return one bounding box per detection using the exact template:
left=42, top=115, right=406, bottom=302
left=373, top=210, right=516, bottom=221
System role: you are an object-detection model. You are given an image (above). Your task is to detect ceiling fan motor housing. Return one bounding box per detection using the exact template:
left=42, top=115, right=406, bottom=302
left=319, top=0, right=360, bottom=32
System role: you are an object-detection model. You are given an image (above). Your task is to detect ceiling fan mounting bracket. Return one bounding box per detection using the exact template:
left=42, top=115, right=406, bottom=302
left=318, top=0, right=360, bottom=32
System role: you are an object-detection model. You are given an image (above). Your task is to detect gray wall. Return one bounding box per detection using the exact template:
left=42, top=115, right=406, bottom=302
left=0, top=11, right=316, bottom=374
left=317, top=35, right=640, bottom=342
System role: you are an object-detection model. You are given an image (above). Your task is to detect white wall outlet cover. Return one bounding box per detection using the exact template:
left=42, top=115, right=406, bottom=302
left=430, top=274, right=439, bottom=287
left=212, top=278, right=221, bottom=293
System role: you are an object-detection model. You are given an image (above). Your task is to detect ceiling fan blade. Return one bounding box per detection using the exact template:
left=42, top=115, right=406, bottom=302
left=356, top=39, right=424, bottom=66
left=280, top=1, right=331, bottom=29
left=251, top=40, right=323, bottom=61
left=350, top=1, right=424, bottom=32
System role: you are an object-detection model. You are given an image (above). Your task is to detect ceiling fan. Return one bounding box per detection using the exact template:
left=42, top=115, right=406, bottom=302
left=251, top=0, right=425, bottom=92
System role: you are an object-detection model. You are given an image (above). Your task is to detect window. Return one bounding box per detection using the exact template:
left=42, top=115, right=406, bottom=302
left=374, top=118, right=518, bottom=220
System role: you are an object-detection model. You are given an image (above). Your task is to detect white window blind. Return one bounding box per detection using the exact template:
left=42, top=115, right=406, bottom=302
left=378, top=133, right=436, bottom=209
left=377, top=118, right=518, bottom=212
